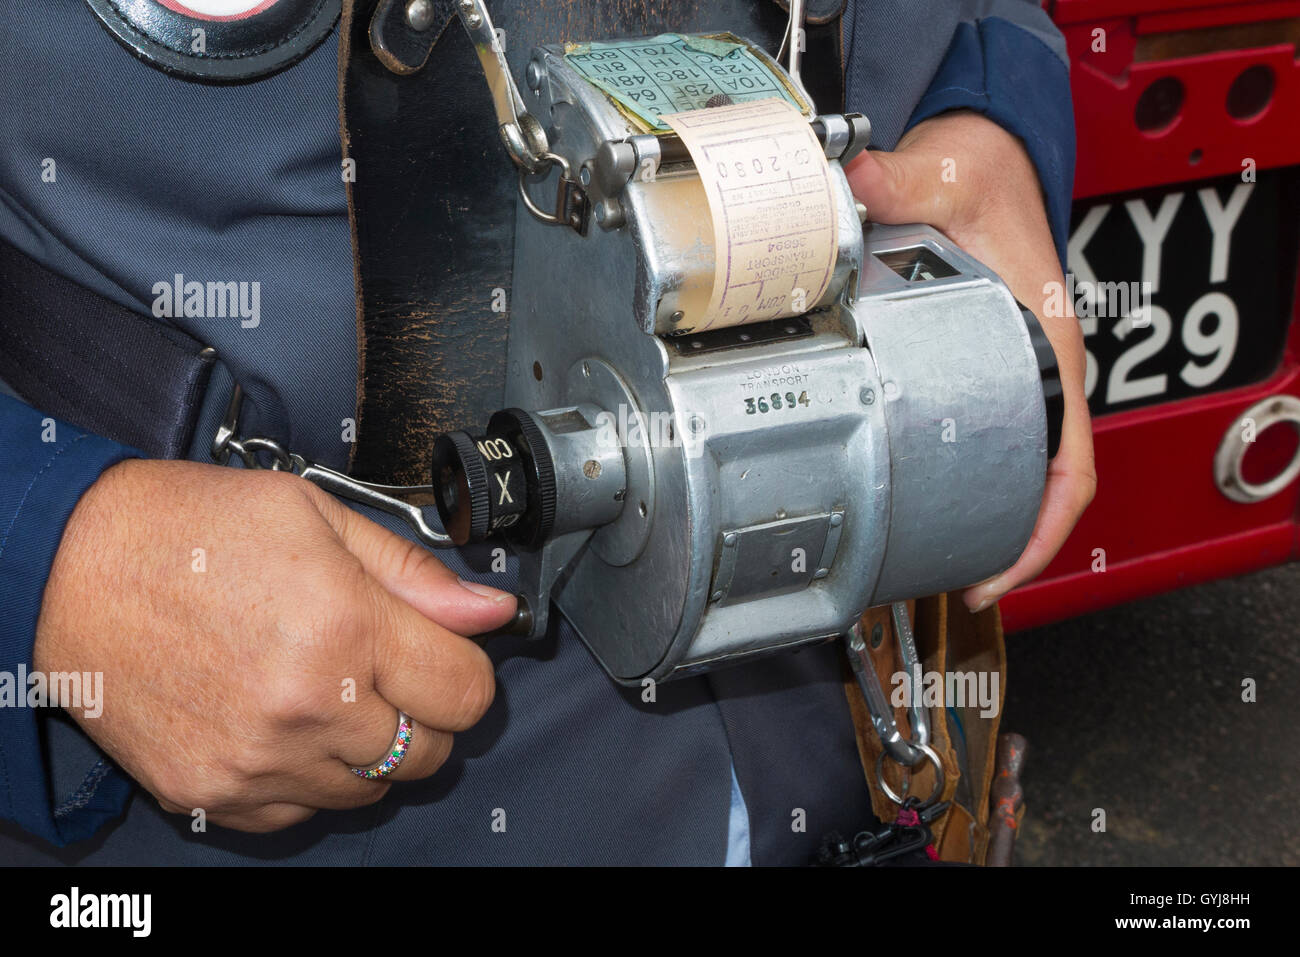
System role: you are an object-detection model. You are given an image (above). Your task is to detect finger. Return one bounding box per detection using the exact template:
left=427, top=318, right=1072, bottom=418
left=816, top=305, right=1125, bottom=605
left=844, top=146, right=955, bottom=230
left=308, top=488, right=518, bottom=636
left=372, top=723, right=455, bottom=783
left=329, top=695, right=456, bottom=785
left=368, top=586, right=498, bottom=733
left=961, top=473, right=1086, bottom=610
left=340, top=713, right=456, bottom=785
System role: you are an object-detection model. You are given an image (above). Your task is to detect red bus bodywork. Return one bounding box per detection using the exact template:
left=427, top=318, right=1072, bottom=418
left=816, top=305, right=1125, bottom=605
left=1001, top=0, right=1300, bottom=630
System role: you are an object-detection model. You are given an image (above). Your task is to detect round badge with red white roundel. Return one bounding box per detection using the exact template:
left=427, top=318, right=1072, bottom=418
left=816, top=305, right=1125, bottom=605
left=85, top=0, right=340, bottom=81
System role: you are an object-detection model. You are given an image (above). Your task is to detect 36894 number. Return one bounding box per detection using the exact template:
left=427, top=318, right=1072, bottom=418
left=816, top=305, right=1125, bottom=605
left=745, top=391, right=810, bottom=414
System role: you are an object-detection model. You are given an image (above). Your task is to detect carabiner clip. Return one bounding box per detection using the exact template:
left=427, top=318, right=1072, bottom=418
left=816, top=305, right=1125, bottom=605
left=846, top=602, right=928, bottom=762
left=845, top=602, right=945, bottom=806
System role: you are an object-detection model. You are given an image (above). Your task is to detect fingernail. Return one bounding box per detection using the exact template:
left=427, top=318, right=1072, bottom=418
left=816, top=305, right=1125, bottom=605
left=965, top=586, right=997, bottom=613
left=458, top=577, right=513, bottom=602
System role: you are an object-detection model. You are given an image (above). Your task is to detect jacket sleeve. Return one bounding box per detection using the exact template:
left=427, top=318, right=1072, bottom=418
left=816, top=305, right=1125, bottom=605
left=0, top=392, right=137, bottom=845
left=904, top=0, right=1077, bottom=269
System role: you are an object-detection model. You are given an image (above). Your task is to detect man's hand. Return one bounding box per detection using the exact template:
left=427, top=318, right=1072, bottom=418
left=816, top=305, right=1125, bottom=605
left=846, top=110, right=1096, bottom=611
left=34, top=458, right=517, bottom=832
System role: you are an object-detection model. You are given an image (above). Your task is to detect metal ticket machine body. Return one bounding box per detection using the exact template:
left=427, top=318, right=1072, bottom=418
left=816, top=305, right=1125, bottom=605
left=422, top=6, right=1064, bottom=685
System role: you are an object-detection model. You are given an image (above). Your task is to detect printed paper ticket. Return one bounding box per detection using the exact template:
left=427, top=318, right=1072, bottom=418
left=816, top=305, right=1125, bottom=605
left=562, top=33, right=810, bottom=132
left=663, top=98, right=838, bottom=331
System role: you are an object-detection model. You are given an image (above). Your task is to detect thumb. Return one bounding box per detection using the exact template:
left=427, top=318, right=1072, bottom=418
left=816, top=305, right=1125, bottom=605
left=311, top=487, right=517, bottom=636
left=844, top=147, right=955, bottom=230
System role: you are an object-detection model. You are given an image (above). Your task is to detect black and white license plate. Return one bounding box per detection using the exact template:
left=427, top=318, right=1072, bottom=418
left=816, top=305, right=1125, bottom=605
left=1067, top=167, right=1300, bottom=417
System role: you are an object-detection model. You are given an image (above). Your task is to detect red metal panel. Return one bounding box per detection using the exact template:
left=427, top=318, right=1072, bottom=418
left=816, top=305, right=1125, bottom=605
left=1138, top=2, right=1300, bottom=32
left=1052, top=0, right=1284, bottom=25
left=1002, top=523, right=1296, bottom=631
left=1065, top=35, right=1300, bottom=199
left=1001, top=371, right=1300, bottom=631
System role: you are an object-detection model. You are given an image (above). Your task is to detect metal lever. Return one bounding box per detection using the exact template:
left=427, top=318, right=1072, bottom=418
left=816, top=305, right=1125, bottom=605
left=294, top=456, right=538, bottom=640
left=210, top=383, right=454, bottom=549
left=290, top=456, right=453, bottom=549
left=454, top=0, right=549, bottom=170
left=294, top=454, right=539, bottom=641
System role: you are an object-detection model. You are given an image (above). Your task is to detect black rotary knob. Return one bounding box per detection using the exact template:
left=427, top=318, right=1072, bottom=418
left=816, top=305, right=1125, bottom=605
left=431, top=431, right=493, bottom=546
left=431, top=409, right=557, bottom=548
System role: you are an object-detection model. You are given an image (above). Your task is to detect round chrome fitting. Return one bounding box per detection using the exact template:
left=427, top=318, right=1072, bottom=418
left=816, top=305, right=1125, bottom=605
left=1214, top=395, right=1300, bottom=503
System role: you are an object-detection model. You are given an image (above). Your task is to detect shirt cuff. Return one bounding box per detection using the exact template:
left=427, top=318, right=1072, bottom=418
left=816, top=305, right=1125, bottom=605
left=0, top=393, right=138, bottom=845
left=904, top=16, right=1076, bottom=271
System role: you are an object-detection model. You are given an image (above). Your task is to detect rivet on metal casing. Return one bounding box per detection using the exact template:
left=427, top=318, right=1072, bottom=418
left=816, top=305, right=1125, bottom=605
left=406, top=0, right=434, bottom=31
left=457, top=0, right=480, bottom=28
left=594, top=199, right=625, bottom=230
left=526, top=60, right=544, bottom=92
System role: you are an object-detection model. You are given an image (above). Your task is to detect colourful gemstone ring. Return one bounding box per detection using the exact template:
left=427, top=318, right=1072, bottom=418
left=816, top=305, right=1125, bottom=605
left=350, top=711, right=414, bottom=780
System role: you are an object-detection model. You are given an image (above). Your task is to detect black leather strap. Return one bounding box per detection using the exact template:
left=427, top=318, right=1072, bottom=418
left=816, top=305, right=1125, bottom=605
left=340, top=0, right=845, bottom=485
left=367, top=0, right=458, bottom=73
left=0, top=240, right=215, bottom=460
